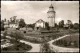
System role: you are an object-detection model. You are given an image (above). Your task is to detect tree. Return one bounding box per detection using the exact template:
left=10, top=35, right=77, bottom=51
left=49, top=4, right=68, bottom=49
left=9, top=31, right=25, bottom=50
left=1, top=20, right=4, bottom=31
left=12, top=16, right=17, bottom=23
left=59, top=20, right=64, bottom=28
left=70, top=24, right=73, bottom=29
left=67, top=20, right=73, bottom=29
left=19, top=18, right=26, bottom=28
left=45, top=22, right=50, bottom=30
left=27, top=23, right=35, bottom=29
left=73, top=23, right=79, bottom=29
left=4, top=18, right=6, bottom=22
left=55, top=23, right=58, bottom=27
left=2, top=30, right=8, bottom=42
left=9, top=31, right=24, bottom=43
left=42, top=43, right=52, bottom=52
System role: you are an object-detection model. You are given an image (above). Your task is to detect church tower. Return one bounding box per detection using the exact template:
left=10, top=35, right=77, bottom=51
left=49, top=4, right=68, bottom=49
left=47, top=4, right=55, bottom=27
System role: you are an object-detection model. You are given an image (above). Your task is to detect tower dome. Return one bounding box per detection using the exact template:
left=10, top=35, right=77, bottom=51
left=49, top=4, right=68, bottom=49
left=49, top=4, right=54, bottom=8
left=47, top=4, right=55, bottom=13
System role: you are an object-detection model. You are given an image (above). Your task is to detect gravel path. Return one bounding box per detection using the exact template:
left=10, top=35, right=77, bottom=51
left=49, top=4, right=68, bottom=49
left=48, top=35, right=79, bottom=52
left=20, top=40, right=40, bottom=52
left=48, top=35, right=70, bottom=44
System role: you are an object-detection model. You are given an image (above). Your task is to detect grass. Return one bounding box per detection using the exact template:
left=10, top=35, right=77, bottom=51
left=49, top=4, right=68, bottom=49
left=1, top=40, right=6, bottom=45
left=2, top=28, right=79, bottom=45
left=1, top=42, right=32, bottom=52
left=62, top=33, right=79, bottom=42
left=22, top=28, right=79, bottom=44
left=53, top=33, right=79, bottom=48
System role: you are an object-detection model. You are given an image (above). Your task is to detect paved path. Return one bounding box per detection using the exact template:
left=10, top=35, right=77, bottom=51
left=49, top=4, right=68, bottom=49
left=48, top=35, right=79, bottom=52
left=48, top=35, right=70, bottom=52
left=20, top=35, right=70, bottom=52
left=20, top=40, right=40, bottom=52
left=2, top=34, right=79, bottom=52
left=48, top=35, right=70, bottom=44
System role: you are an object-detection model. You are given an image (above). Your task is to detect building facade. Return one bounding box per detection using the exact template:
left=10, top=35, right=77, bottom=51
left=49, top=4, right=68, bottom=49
left=35, top=19, right=45, bottom=30
left=3, top=16, right=19, bottom=29
left=47, top=4, right=56, bottom=27
left=9, top=16, right=19, bottom=28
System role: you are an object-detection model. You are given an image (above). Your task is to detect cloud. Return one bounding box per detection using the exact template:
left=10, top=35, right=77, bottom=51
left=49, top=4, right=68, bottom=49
left=1, top=1, right=79, bottom=24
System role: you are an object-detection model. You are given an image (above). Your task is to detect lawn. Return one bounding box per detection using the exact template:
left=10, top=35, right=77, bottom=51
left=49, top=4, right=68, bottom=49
left=53, top=33, right=79, bottom=48
left=2, top=28, right=79, bottom=48
left=1, top=42, right=32, bottom=52
left=1, top=29, right=32, bottom=52
left=22, top=29, right=79, bottom=44
left=62, top=33, right=79, bottom=43
left=1, top=39, right=6, bottom=45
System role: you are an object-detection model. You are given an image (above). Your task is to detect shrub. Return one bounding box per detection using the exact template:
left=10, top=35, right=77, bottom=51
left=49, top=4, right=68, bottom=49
left=2, top=42, right=32, bottom=51
left=2, top=47, right=8, bottom=51
left=74, top=41, right=78, bottom=47
left=60, top=40, right=67, bottom=46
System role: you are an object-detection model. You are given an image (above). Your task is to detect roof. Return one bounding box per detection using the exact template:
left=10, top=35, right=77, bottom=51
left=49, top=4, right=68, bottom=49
left=47, top=4, right=55, bottom=13
left=49, top=4, right=54, bottom=8
left=36, top=19, right=45, bottom=23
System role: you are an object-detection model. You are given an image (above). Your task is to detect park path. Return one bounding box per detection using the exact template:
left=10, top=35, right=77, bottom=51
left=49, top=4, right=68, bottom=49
left=48, top=35, right=79, bottom=52
left=20, top=35, right=70, bottom=52
left=20, top=40, right=40, bottom=52
left=2, top=34, right=79, bottom=52
left=48, top=35, right=70, bottom=44
left=48, top=35, right=70, bottom=52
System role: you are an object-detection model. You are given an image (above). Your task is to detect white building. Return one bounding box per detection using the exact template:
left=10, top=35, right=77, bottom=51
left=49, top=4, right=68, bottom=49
left=35, top=19, right=45, bottom=28
left=9, top=24, right=18, bottom=28
left=35, top=19, right=45, bottom=30
left=9, top=16, right=19, bottom=28
left=4, top=16, right=19, bottom=29
left=47, top=4, right=56, bottom=27
left=4, top=19, right=9, bottom=28
left=4, top=21, right=9, bottom=28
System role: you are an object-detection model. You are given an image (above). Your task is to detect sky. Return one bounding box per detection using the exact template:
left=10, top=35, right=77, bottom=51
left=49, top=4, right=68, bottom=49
left=1, top=1, right=79, bottom=24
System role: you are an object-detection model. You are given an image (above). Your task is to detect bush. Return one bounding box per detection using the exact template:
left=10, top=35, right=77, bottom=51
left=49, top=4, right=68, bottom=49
left=42, top=43, right=52, bottom=52
left=1, top=42, right=32, bottom=51
left=73, top=23, right=79, bottom=29
left=2, top=47, right=8, bottom=51
left=74, top=41, right=78, bottom=47
left=63, top=40, right=68, bottom=46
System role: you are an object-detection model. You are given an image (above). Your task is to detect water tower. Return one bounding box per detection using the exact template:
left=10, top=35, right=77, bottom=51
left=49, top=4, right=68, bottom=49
left=47, top=3, right=56, bottom=28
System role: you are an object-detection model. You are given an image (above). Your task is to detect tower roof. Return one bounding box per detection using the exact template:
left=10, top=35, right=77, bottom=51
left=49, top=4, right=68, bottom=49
left=47, top=4, right=55, bottom=13
left=36, top=19, right=45, bottom=23
left=49, top=4, right=54, bottom=8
